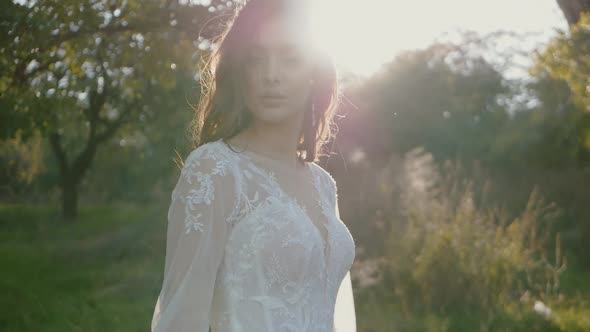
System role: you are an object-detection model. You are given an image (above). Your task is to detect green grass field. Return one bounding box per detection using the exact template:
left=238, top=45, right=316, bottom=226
left=0, top=203, right=167, bottom=332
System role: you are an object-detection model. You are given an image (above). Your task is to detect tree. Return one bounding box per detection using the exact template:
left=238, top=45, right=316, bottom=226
left=345, top=39, right=508, bottom=163
left=557, top=0, right=590, bottom=25
left=530, top=12, right=590, bottom=163
left=0, top=0, right=232, bottom=221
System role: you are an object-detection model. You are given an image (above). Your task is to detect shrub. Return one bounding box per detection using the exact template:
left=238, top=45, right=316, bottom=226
left=381, top=147, right=566, bottom=331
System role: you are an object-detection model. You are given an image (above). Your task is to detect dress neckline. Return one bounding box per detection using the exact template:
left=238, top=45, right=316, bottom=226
left=220, top=138, right=308, bottom=173
left=215, top=138, right=333, bottom=267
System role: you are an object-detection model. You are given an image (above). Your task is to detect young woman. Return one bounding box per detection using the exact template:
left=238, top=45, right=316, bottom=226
left=151, top=0, right=356, bottom=331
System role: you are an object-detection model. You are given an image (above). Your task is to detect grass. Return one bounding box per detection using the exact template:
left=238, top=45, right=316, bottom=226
left=355, top=283, right=590, bottom=332
left=0, top=203, right=168, bottom=332
left=1, top=203, right=589, bottom=331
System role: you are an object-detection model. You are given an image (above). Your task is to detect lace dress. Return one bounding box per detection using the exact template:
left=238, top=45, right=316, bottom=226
left=151, top=138, right=356, bottom=332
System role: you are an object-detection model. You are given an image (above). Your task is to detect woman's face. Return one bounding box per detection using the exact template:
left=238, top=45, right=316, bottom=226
left=241, top=15, right=314, bottom=125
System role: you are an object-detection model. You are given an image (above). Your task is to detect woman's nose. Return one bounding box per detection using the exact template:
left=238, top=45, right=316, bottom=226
left=262, top=56, right=280, bottom=84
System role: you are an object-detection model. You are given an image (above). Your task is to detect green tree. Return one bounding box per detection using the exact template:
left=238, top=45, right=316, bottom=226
left=530, top=13, right=590, bottom=164
left=0, top=0, right=230, bottom=220
left=350, top=40, right=509, bottom=163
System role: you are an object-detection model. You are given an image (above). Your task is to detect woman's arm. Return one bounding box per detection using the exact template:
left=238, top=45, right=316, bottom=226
left=152, top=148, right=237, bottom=332
left=334, top=269, right=356, bottom=332
left=331, top=178, right=357, bottom=332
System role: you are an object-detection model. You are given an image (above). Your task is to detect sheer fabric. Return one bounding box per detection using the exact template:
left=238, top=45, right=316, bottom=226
left=151, top=139, right=356, bottom=332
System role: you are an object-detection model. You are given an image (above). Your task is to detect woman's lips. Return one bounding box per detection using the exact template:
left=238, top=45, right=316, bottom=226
left=259, top=95, right=286, bottom=106
left=259, top=94, right=286, bottom=99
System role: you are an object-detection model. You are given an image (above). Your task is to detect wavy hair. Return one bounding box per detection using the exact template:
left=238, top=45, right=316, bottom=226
left=189, top=0, right=339, bottom=162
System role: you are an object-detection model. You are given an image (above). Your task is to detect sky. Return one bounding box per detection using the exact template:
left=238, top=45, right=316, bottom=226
left=310, top=0, right=569, bottom=77
left=14, top=0, right=570, bottom=80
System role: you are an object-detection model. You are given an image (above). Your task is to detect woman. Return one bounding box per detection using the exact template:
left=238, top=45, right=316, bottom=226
left=151, top=0, right=356, bottom=331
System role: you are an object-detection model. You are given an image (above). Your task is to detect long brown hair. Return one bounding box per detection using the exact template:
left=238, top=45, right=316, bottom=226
left=190, top=0, right=339, bottom=162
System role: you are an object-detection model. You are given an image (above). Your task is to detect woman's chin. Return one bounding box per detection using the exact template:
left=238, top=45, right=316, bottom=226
left=252, top=108, right=300, bottom=124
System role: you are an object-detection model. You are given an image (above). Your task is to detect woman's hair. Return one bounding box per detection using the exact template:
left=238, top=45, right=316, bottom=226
left=189, top=0, right=339, bottom=162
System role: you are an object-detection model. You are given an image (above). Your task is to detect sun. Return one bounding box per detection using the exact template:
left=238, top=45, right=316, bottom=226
left=308, top=0, right=411, bottom=77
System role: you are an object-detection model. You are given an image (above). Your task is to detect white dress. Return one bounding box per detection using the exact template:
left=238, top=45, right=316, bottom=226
left=151, top=138, right=357, bottom=332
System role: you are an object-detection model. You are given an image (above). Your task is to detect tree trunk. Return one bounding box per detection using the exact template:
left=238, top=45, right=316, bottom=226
left=62, top=178, right=79, bottom=222
left=46, top=80, right=127, bottom=222
left=49, top=133, right=99, bottom=222
left=557, top=0, right=590, bottom=25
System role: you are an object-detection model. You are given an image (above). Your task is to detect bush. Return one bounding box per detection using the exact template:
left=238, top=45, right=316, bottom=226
left=381, top=147, right=567, bottom=331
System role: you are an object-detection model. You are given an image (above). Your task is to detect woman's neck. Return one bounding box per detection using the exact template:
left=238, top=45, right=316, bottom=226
left=228, top=115, right=305, bottom=169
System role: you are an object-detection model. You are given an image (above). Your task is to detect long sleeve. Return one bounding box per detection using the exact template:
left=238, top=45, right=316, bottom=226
left=333, top=270, right=356, bottom=332
left=152, top=148, right=238, bottom=332
left=333, top=188, right=357, bottom=332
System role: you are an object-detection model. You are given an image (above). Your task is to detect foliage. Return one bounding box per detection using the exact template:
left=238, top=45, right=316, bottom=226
left=339, top=37, right=510, bottom=167
left=0, top=0, right=234, bottom=218
left=330, top=30, right=590, bottom=265
left=1, top=0, right=221, bottom=139
left=0, top=130, right=44, bottom=200
left=375, top=148, right=581, bottom=331
left=532, top=12, right=590, bottom=113
left=530, top=12, right=590, bottom=165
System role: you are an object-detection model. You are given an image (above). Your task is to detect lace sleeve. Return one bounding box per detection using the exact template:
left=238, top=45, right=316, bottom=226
left=332, top=178, right=357, bottom=332
left=151, top=147, right=237, bottom=332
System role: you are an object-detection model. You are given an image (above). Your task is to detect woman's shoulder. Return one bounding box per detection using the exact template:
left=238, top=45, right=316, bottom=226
left=175, top=139, right=244, bottom=225
left=180, top=139, right=240, bottom=179
left=308, top=161, right=338, bottom=196
left=184, top=139, right=239, bottom=166
left=186, top=138, right=228, bottom=159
